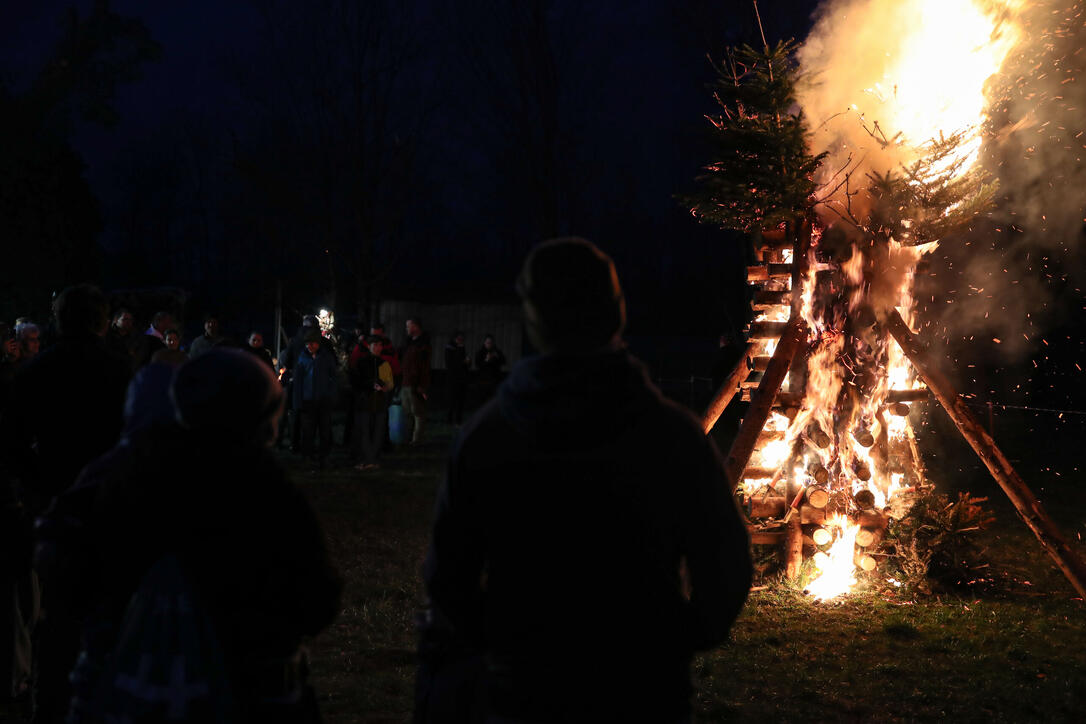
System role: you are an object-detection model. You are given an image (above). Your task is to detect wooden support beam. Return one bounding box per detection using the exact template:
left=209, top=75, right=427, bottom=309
left=748, top=321, right=789, bottom=339
left=747, top=496, right=788, bottom=518
left=887, top=388, right=929, bottom=403
left=740, top=389, right=802, bottom=408
left=786, top=219, right=813, bottom=580
left=724, top=317, right=807, bottom=487
left=757, top=429, right=786, bottom=443
left=747, top=264, right=793, bottom=283
left=749, top=530, right=786, bottom=545
left=755, top=237, right=793, bottom=253
left=885, top=309, right=1086, bottom=599
left=754, top=290, right=790, bottom=306
left=700, top=341, right=757, bottom=434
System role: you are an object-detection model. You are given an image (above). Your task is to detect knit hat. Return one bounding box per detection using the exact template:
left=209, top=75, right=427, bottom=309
left=170, top=348, right=283, bottom=445
left=516, top=237, right=626, bottom=350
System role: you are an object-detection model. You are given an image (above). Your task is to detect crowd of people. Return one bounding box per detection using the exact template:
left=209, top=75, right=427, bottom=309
left=0, top=290, right=515, bottom=722
left=2, top=303, right=511, bottom=475
left=1, top=285, right=342, bottom=723
left=1, top=238, right=751, bottom=723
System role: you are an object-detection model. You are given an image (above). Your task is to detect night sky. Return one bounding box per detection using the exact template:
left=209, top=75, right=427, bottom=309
left=1, top=1, right=819, bottom=329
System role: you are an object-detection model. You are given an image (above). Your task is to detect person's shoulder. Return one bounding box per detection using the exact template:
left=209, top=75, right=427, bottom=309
left=450, top=398, right=505, bottom=457
left=633, top=382, right=712, bottom=447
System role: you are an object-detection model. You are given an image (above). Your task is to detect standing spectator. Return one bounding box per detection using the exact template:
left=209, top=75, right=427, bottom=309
left=400, top=317, right=431, bottom=446
left=0, top=284, right=131, bottom=723
left=282, top=315, right=319, bottom=453
left=370, top=321, right=401, bottom=382
left=0, top=324, right=20, bottom=408
left=419, top=239, right=752, bottom=723
left=104, top=309, right=138, bottom=367
left=349, top=335, right=394, bottom=470
left=293, top=330, right=338, bottom=469
left=188, top=313, right=224, bottom=359
left=341, top=324, right=368, bottom=447
left=137, top=311, right=173, bottom=368
left=15, top=322, right=41, bottom=366
left=144, top=311, right=172, bottom=341
left=70, top=349, right=341, bottom=722
left=444, top=331, right=470, bottom=425
left=151, top=328, right=188, bottom=366
left=474, top=334, right=506, bottom=402
left=245, top=330, right=275, bottom=369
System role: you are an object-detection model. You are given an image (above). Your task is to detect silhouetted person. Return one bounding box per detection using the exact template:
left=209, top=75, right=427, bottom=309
left=33, top=363, right=179, bottom=720
left=0, top=323, right=20, bottom=412
left=15, top=322, right=41, bottom=366
left=473, top=334, right=506, bottom=403
left=349, top=335, right=394, bottom=470
left=104, top=308, right=139, bottom=368
left=245, top=330, right=275, bottom=369
left=401, top=317, right=431, bottom=445
left=419, top=238, right=752, bottom=723
left=151, top=328, right=188, bottom=366
left=137, top=310, right=173, bottom=368
left=188, top=313, right=224, bottom=358
left=69, top=349, right=341, bottom=722
left=370, top=322, right=401, bottom=383
left=282, top=316, right=329, bottom=453
left=293, top=330, right=337, bottom=469
left=444, top=331, right=470, bottom=424
left=0, top=284, right=131, bottom=723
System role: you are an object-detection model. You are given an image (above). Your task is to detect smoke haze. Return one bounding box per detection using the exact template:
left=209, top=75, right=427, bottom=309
left=796, top=0, right=1085, bottom=397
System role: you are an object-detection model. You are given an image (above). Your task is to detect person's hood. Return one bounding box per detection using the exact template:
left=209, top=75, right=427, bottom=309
left=497, top=349, right=659, bottom=449
left=171, top=348, right=283, bottom=445
left=122, top=362, right=177, bottom=441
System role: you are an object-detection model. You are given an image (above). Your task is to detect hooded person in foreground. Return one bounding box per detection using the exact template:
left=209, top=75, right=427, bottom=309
left=70, top=348, right=342, bottom=723
left=421, top=238, right=752, bottom=723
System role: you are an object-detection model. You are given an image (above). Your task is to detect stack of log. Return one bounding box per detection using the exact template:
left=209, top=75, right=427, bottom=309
left=701, top=220, right=1086, bottom=599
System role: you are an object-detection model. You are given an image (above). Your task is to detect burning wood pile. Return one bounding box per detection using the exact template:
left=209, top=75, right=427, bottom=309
left=731, top=223, right=934, bottom=599
left=691, top=0, right=1086, bottom=599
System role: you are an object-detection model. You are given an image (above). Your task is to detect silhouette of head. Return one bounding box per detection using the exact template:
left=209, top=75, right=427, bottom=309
left=516, top=237, right=626, bottom=353
left=170, top=348, right=283, bottom=446
left=53, top=284, right=110, bottom=337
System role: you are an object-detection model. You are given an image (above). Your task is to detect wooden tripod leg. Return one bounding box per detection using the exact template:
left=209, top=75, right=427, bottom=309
left=885, top=309, right=1086, bottom=599
left=724, top=318, right=807, bottom=487
left=702, top=341, right=758, bottom=434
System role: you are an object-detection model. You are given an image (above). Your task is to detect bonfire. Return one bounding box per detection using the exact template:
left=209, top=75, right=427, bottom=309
left=689, top=0, right=1086, bottom=599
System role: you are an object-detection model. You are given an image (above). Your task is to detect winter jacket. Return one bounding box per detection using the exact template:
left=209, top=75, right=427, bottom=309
left=0, top=334, right=131, bottom=515
left=82, top=426, right=341, bottom=718
left=444, top=344, right=470, bottom=384
left=292, top=347, right=338, bottom=409
left=349, top=347, right=393, bottom=413
left=474, top=346, right=506, bottom=385
left=401, top=334, right=432, bottom=391
left=188, top=334, right=224, bottom=359
left=423, top=349, right=752, bottom=722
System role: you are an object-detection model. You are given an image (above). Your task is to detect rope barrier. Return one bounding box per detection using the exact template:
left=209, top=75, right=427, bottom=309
left=962, top=401, right=1086, bottom=417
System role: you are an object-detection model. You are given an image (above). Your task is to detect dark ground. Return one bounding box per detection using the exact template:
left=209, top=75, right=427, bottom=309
left=286, top=396, right=1086, bottom=723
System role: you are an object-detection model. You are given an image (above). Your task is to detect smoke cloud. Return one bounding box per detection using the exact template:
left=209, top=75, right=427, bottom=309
left=795, top=0, right=1085, bottom=377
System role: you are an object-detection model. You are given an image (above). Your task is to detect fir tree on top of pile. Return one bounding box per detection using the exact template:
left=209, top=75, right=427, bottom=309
left=682, top=40, right=826, bottom=234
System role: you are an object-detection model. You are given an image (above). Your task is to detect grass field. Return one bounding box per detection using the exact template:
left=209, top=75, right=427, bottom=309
left=290, top=408, right=1086, bottom=723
